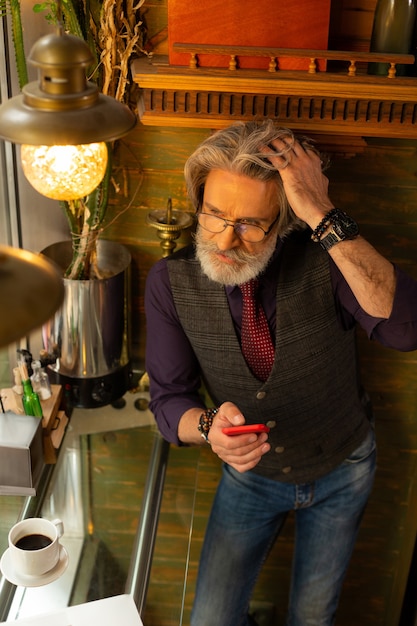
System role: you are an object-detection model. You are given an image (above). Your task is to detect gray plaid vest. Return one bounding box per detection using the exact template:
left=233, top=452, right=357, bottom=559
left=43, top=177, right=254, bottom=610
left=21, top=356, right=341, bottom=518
left=167, top=235, right=370, bottom=483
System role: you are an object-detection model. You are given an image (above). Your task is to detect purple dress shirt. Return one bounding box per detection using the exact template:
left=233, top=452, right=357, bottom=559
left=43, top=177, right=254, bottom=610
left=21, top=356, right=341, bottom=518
left=145, top=240, right=417, bottom=444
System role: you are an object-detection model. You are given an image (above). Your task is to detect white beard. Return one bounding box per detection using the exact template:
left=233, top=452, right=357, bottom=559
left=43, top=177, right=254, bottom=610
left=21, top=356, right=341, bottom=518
left=194, top=227, right=278, bottom=286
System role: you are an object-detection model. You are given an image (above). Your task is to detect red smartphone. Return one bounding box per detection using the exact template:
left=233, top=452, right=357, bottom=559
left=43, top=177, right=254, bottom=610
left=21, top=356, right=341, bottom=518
left=222, top=424, right=270, bottom=436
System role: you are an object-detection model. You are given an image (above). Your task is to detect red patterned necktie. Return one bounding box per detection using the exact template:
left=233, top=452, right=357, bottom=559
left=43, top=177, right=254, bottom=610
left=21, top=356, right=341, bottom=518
left=239, top=278, right=275, bottom=382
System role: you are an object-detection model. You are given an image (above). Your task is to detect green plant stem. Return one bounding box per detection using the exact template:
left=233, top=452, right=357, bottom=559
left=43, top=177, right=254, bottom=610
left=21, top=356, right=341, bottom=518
left=61, top=0, right=83, bottom=38
left=1, top=0, right=29, bottom=88
left=62, top=144, right=113, bottom=279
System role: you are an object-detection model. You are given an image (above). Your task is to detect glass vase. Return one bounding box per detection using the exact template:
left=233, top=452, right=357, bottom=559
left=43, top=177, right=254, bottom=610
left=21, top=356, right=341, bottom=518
left=368, top=0, right=417, bottom=76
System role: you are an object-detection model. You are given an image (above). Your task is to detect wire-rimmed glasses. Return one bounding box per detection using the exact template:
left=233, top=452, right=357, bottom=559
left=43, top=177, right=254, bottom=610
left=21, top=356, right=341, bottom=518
left=197, top=212, right=278, bottom=243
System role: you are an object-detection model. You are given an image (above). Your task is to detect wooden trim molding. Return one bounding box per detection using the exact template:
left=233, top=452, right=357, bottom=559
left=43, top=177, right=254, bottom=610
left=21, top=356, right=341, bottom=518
left=132, top=46, right=417, bottom=138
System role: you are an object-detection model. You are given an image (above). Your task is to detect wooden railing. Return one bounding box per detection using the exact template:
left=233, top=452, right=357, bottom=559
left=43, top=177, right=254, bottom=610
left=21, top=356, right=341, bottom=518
left=172, top=43, right=415, bottom=78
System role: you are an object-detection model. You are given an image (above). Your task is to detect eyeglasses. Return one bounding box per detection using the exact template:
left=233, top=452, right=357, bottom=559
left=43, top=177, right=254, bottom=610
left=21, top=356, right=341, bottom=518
left=197, top=212, right=279, bottom=243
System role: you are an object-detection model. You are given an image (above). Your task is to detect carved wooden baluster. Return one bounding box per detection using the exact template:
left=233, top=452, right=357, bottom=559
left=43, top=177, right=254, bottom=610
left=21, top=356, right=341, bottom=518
left=268, top=56, right=277, bottom=72
left=189, top=52, right=198, bottom=69
left=229, top=54, right=237, bottom=70
left=388, top=62, right=396, bottom=78
left=308, top=57, right=317, bottom=73
left=348, top=60, right=357, bottom=76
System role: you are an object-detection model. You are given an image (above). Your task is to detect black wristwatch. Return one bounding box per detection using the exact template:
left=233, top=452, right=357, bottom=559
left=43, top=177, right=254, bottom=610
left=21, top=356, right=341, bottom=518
left=320, top=209, right=359, bottom=251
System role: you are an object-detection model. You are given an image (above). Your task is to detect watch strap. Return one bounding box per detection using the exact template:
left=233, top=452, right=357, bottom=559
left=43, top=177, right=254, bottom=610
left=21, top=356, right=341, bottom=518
left=319, top=231, right=342, bottom=251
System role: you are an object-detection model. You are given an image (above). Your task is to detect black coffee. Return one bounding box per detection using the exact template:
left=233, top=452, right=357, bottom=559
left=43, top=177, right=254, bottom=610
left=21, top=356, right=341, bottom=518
left=15, top=534, right=52, bottom=551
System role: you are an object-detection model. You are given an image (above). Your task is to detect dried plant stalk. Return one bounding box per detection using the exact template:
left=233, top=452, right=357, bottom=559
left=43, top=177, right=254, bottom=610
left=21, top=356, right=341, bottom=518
left=98, top=0, right=147, bottom=102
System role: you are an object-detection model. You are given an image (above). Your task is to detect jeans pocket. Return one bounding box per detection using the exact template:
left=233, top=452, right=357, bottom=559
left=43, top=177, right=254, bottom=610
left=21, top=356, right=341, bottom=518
left=344, top=429, right=376, bottom=465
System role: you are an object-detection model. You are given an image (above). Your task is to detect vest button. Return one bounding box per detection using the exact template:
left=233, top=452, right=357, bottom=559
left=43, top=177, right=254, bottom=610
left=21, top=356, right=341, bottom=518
left=275, top=446, right=285, bottom=454
left=256, top=391, right=267, bottom=400
left=266, top=420, right=276, bottom=429
left=282, top=466, right=292, bottom=474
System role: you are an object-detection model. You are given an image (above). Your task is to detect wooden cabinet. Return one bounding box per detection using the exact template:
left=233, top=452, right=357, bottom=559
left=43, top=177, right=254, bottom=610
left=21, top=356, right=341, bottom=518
left=168, top=0, right=331, bottom=70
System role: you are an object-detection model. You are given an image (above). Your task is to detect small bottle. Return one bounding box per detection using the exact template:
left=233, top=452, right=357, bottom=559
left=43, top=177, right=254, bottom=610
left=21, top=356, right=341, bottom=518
left=22, top=378, right=43, bottom=417
left=31, top=360, right=52, bottom=400
left=12, top=367, right=23, bottom=395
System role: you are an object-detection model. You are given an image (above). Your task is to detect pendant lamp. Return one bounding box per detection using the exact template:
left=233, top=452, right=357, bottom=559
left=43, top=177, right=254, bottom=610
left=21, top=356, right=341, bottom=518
left=0, top=15, right=136, bottom=200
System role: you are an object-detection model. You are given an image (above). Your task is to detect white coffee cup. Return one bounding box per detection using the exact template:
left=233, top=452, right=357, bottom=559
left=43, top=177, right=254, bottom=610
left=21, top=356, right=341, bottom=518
left=8, top=517, right=64, bottom=577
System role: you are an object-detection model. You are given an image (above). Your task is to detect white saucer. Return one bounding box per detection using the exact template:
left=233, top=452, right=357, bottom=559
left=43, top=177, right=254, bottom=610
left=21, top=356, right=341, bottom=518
left=0, top=544, right=68, bottom=587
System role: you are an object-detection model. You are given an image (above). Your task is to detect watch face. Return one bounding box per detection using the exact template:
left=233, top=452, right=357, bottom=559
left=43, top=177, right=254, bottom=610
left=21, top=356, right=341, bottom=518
left=332, top=211, right=359, bottom=238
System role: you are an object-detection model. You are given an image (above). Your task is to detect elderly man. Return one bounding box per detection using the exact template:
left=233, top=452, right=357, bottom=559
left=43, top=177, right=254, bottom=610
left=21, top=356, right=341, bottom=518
left=145, top=121, right=417, bottom=626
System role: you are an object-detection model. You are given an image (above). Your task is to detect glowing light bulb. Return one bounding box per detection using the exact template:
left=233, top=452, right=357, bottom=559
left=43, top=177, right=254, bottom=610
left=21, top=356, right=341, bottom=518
left=20, top=143, right=108, bottom=200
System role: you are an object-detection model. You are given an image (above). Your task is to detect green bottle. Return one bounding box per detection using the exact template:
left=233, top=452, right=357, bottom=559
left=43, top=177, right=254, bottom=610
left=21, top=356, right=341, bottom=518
left=22, top=378, right=43, bottom=417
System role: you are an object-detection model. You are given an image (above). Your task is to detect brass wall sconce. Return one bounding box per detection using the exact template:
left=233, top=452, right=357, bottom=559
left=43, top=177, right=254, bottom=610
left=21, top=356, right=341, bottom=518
left=147, top=199, right=194, bottom=257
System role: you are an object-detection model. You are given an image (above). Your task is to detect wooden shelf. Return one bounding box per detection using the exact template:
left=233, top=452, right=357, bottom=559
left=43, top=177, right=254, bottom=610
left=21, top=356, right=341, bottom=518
left=41, top=385, right=69, bottom=464
left=132, top=48, right=417, bottom=138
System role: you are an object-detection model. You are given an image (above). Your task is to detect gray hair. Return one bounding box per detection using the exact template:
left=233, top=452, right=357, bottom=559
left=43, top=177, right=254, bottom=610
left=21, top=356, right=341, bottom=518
left=184, top=120, right=324, bottom=236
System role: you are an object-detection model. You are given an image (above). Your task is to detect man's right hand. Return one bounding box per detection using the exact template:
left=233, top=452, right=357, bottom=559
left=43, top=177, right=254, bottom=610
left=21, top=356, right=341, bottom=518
left=209, top=402, right=270, bottom=473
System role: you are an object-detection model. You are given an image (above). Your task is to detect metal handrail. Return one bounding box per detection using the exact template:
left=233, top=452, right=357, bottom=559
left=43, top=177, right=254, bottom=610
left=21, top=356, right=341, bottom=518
left=125, top=433, right=170, bottom=616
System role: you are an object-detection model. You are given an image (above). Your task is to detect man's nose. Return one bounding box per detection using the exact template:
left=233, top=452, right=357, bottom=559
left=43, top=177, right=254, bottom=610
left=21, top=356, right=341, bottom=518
left=215, top=223, right=240, bottom=249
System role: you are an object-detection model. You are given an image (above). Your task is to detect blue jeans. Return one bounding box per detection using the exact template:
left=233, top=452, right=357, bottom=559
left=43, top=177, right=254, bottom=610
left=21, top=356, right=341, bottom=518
left=191, top=428, right=376, bottom=626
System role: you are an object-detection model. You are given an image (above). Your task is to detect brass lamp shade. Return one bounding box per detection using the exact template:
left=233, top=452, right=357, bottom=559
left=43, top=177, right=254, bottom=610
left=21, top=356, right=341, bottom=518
left=0, top=31, right=136, bottom=145
left=0, top=245, right=64, bottom=348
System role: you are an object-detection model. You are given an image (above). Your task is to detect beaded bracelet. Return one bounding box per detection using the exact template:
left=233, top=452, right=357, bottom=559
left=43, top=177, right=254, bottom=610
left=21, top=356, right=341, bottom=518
left=198, top=407, right=219, bottom=443
left=310, top=208, right=338, bottom=242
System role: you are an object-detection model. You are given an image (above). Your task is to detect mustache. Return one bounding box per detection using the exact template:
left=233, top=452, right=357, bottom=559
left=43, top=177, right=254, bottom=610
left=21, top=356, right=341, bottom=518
left=194, top=226, right=278, bottom=286
left=193, top=232, right=255, bottom=263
